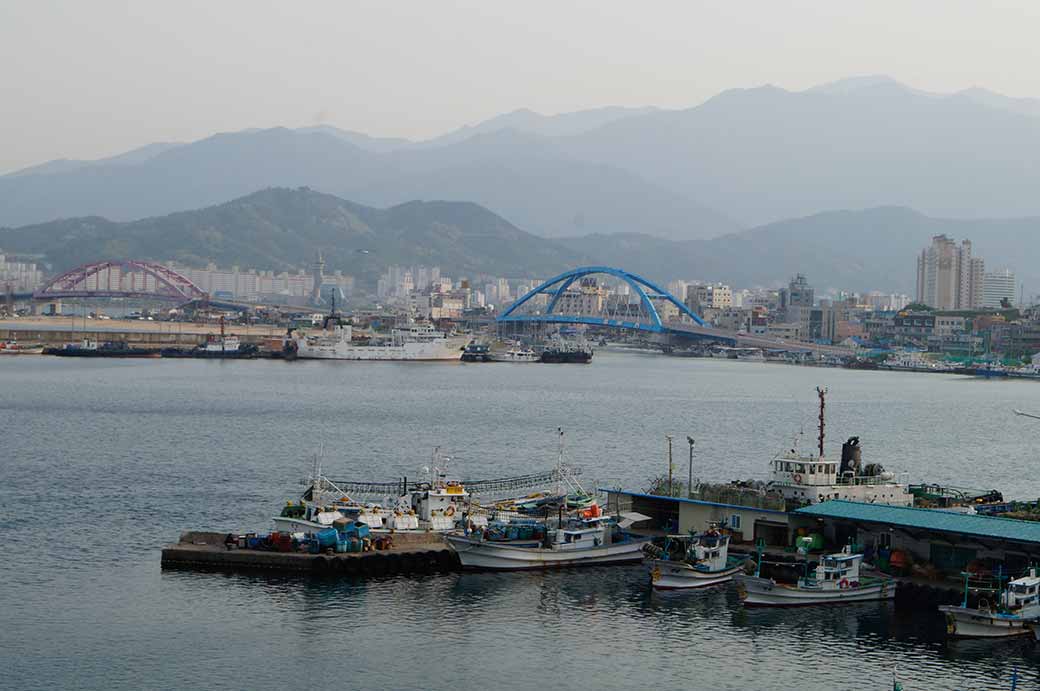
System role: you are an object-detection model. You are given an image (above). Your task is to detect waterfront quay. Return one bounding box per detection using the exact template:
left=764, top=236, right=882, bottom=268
left=162, top=531, right=459, bottom=577
left=0, top=316, right=283, bottom=348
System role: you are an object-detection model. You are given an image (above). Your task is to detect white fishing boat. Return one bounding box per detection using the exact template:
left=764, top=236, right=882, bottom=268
left=487, top=341, right=539, bottom=363
left=644, top=525, right=748, bottom=590
left=737, top=545, right=896, bottom=606
left=445, top=514, right=650, bottom=570
left=271, top=450, right=469, bottom=534
left=942, top=569, right=1040, bottom=638
left=0, top=340, right=43, bottom=354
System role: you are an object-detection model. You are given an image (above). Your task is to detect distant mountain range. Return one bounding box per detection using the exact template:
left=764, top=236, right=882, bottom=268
left=3, top=188, right=1038, bottom=296
left=8, top=76, right=1040, bottom=241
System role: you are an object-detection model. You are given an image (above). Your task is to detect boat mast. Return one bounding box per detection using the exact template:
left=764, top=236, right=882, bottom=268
left=816, top=386, right=827, bottom=458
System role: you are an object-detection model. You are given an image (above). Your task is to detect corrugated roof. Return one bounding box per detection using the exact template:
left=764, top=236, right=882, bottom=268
left=795, top=501, right=1040, bottom=544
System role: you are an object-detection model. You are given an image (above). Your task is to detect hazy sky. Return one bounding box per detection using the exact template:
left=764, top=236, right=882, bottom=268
left=2, top=1, right=1039, bottom=172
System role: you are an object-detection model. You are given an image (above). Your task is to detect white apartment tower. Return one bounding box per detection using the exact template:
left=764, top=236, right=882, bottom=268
left=915, top=235, right=984, bottom=310
left=982, top=268, right=1016, bottom=308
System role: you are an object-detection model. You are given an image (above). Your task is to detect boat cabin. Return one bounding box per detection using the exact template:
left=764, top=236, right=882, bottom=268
left=555, top=517, right=613, bottom=550
left=771, top=453, right=838, bottom=486
left=1002, top=570, right=1040, bottom=611
left=801, top=547, right=863, bottom=590
left=411, top=482, right=470, bottom=520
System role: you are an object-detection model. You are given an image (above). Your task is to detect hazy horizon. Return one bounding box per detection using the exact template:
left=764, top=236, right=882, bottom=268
left=3, top=1, right=1040, bottom=173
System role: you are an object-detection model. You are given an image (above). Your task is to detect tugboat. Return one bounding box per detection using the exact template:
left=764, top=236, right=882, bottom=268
left=644, top=523, right=748, bottom=590
left=736, top=544, right=896, bottom=606
left=767, top=388, right=913, bottom=507
left=162, top=317, right=259, bottom=359
left=460, top=342, right=491, bottom=362
left=540, top=336, right=593, bottom=364
left=942, top=569, right=1040, bottom=638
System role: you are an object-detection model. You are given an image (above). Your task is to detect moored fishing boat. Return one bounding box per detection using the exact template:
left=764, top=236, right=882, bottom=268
left=0, top=340, right=44, bottom=354
left=445, top=514, right=650, bottom=570
left=487, top=341, right=539, bottom=363
left=941, top=569, right=1040, bottom=638
left=736, top=544, right=896, bottom=606
left=644, top=524, right=748, bottom=590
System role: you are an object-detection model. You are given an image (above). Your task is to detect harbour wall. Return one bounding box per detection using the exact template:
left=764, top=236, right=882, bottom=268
left=161, top=531, right=461, bottom=577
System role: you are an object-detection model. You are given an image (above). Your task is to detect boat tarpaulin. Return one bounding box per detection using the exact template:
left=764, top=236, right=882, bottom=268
left=617, top=512, right=653, bottom=529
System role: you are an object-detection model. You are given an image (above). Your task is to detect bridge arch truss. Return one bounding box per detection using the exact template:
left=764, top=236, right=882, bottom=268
left=497, top=266, right=705, bottom=333
left=33, top=260, right=209, bottom=303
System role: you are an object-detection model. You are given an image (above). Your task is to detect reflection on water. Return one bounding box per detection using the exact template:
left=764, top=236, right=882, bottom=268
left=4, top=355, right=1040, bottom=690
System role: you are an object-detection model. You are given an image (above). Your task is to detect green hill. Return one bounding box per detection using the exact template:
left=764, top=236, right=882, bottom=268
left=0, top=187, right=583, bottom=281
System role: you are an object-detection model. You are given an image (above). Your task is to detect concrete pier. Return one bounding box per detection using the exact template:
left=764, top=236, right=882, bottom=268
left=0, top=317, right=284, bottom=348
left=161, top=531, right=461, bottom=576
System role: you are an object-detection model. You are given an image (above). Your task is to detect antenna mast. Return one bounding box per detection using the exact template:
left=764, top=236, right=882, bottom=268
left=816, top=387, right=827, bottom=458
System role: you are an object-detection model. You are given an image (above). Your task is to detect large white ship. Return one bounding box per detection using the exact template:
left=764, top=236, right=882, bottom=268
left=292, top=319, right=466, bottom=361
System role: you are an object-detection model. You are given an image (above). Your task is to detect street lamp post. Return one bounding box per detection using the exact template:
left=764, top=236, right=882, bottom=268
left=666, top=435, right=673, bottom=497
left=687, top=436, right=695, bottom=498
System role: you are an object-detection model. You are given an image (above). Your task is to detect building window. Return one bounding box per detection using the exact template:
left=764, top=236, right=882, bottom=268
left=731, top=515, right=741, bottom=530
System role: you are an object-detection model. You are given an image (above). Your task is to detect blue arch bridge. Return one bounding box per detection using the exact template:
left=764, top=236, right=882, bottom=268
left=496, top=266, right=850, bottom=355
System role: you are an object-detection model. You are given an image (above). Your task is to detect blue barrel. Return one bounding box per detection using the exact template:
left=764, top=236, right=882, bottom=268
left=315, top=528, right=338, bottom=549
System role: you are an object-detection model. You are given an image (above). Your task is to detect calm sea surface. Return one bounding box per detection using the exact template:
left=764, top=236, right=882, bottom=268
left=4, top=353, right=1040, bottom=691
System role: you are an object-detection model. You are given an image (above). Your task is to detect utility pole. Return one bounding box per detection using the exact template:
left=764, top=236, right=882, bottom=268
left=666, top=435, right=674, bottom=497
left=687, top=436, right=695, bottom=498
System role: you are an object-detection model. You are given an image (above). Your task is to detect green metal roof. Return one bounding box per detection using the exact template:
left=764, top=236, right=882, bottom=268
left=795, top=501, right=1040, bottom=544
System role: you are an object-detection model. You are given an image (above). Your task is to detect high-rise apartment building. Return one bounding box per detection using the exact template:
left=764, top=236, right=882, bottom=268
left=915, top=235, right=984, bottom=310
left=982, top=268, right=1016, bottom=309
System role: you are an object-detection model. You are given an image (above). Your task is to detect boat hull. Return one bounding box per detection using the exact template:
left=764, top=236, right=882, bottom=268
left=648, top=558, right=745, bottom=590
left=736, top=575, right=896, bottom=606
left=446, top=534, right=649, bottom=570
left=940, top=606, right=1036, bottom=638
left=295, top=338, right=466, bottom=361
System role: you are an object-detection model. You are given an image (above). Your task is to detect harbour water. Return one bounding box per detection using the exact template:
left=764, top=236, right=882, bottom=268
left=4, top=353, right=1040, bottom=690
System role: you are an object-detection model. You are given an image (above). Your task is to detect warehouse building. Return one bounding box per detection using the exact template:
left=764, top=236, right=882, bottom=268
left=793, top=501, right=1040, bottom=574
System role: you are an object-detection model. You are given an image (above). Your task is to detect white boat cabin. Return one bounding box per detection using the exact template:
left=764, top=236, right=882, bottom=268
left=1002, top=570, right=1040, bottom=612
left=555, top=517, right=614, bottom=551
left=413, top=481, right=467, bottom=530
left=690, top=531, right=731, bottom=571
left=800, top=547, right=864, bottom=591
left=769, top=450, right=913, bottom=507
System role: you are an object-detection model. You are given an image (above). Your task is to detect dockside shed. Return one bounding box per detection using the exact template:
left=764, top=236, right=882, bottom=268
left=603, top=489, right=791, bottom=545
left=794, top=501, right=1040, bottom=574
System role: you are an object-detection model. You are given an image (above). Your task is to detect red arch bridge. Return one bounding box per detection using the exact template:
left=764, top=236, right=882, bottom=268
left=33, top=260, right=209, bottom=303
